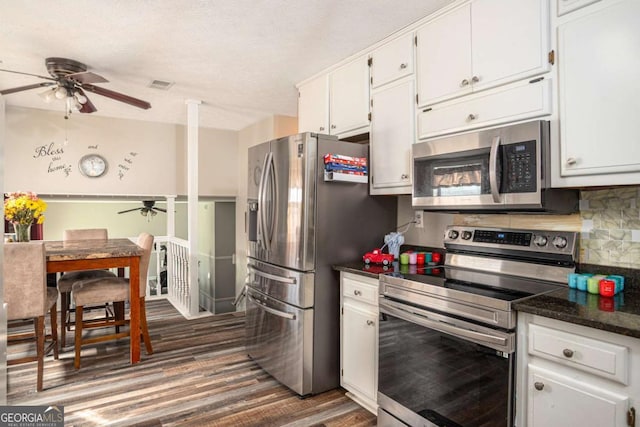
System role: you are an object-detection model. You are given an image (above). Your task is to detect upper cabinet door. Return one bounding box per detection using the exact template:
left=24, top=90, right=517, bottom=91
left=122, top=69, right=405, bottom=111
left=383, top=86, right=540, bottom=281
left=298, top=75, right=329, bottom=134
left=416, top=5, right=472, bottom=106
left=416, top=0, right=550, bottom=107
left=329, top=55, right=371, bottom=136
left=471, top=0, right=550, bottom=93
left=370, top=33, right=415, bottom=89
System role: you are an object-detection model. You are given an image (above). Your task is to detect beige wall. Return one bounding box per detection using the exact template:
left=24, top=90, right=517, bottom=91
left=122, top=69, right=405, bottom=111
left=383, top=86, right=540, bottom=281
left=5, top=106, right=238, bottom=198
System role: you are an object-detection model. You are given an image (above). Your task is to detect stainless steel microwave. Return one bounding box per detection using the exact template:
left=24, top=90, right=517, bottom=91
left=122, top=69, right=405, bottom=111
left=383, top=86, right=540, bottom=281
left=412, top=121, right=578, bottom=213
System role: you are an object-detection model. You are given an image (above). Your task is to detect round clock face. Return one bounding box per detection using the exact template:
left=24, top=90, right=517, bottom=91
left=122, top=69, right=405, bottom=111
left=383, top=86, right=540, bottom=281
left=78, top=154, right=108, bottom=178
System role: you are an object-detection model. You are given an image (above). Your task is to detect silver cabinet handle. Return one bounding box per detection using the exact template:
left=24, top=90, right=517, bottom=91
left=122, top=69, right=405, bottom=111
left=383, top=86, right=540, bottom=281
left=563, top=348, right=574, bottom=358
left=331, top=124, right=336, bottom=129
left=471, top=75, right=480, bottom=83
left=400, top=63, right=408, bottom=69
left=353, top=290, right=362, bottom=296
left=460, top=78, right=470, bottom=87
left=319, top=126, right=325, bottom=131
left=401, top=173, right=409, bottom=180
left=534, top=382, right=544, bottom=391
left=467, top=113, right=477, bottom=121
left=366, top=320, right=375, bottom=326
left=566, top=157, right=577, bottom=166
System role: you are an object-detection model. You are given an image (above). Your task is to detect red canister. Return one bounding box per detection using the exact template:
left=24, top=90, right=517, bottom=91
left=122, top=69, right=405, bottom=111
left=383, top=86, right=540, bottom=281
left=599, top=279, right=616, bottom=297
left=432, top=252, right=442, bottom=264
left=416, top=253, right=425, bottom=265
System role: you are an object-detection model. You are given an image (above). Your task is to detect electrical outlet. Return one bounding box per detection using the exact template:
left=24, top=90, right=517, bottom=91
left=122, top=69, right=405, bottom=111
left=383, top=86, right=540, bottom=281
left=414, top=211, right=424, bottom=229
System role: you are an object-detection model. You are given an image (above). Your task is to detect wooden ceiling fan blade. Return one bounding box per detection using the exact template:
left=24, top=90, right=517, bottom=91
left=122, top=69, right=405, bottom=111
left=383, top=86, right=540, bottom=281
left=0, top=68, right=57, bottom=81
left=75, top=88, right=97, bottom=113
left=117, top=207, right=143, bottom=214
left=0, top=82, right=55, bottom=95
left=82, top=83, right=151, bottom=110
left=67, top=71, right=108, bottom=84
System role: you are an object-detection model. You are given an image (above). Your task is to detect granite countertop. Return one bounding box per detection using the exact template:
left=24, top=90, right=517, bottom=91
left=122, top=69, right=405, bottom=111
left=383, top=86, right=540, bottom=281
left=337, top=259, right=640, bottom=339
left=514, top=286, right=640, bottom=339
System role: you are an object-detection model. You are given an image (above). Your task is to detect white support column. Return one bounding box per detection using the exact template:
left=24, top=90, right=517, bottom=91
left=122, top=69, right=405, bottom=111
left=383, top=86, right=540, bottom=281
left=165, top=195, right=176, bottom=238
left=186, top=99, right=201, bottom=317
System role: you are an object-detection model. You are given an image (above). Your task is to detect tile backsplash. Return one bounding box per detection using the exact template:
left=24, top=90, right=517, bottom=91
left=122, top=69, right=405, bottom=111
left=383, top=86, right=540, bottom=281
left=580, top=187, right=640, bottom=268
left=400, top=186, right=640, bottom=269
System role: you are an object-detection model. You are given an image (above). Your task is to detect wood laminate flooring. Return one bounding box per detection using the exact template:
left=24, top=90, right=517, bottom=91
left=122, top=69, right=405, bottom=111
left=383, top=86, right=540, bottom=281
left=7, top=299, right=377, bottom=427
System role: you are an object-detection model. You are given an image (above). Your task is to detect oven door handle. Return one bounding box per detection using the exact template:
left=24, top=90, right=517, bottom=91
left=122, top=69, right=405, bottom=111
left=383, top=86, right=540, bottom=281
left=380, top=298, right=508, bottom=348
left=489, top=135, right=502, bottom=204
left=247, top=294, right=296, bottom=320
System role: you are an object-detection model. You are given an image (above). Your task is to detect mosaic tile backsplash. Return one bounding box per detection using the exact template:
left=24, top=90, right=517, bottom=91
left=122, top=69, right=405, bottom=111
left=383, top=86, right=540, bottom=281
left=580, top=187, right=640, bottom=268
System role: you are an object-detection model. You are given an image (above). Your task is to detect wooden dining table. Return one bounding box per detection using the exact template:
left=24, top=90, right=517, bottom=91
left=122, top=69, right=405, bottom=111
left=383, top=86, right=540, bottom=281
left=45, top=238, right=145, bottom=364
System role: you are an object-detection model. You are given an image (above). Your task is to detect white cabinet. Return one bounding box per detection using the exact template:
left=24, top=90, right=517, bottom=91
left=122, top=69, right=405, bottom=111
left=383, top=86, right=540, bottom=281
left=370, top=78, right=415, bottom=195
left=557, top=0, right=600, bottom=15
left=340, top=272, right=378, bottom=414
left=555, top=0, right=640, bottom=183
left=517, top=313, right=639, bottom=427
left=370, top=33, right=414, bottom=89
left=329, top=55, right=370, bottom=137
left=416, top=0, right=550, bottom=107
left=298, top=74, right=329, bottom=134
left=417, top=77, right=552, bottom=139
left=298, top=55, right=370, bottom=138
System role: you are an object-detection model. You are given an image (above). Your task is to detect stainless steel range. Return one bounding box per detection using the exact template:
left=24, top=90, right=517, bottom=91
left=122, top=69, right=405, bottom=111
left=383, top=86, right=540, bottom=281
left=377, top=226, right=578, bottom=427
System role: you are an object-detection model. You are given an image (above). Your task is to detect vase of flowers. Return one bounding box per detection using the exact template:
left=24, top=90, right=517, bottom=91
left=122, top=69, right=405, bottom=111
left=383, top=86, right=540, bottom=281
left=4, top=191, right=47, bottom=242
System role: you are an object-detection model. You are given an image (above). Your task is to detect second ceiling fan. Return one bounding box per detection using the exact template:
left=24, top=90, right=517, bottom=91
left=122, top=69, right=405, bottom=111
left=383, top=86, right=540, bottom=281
left=118, top=200, right=166, bottom=218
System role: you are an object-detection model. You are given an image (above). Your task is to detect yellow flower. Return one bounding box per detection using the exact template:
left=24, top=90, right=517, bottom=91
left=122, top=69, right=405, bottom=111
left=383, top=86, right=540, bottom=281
left=3, top=192, right=47, bottom=226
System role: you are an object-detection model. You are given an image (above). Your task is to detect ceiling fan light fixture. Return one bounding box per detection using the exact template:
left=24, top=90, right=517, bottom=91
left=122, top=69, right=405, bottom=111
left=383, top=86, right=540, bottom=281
left=54, top=86, right=67, bottom=99
left=75, top=92, right=87, bottom=104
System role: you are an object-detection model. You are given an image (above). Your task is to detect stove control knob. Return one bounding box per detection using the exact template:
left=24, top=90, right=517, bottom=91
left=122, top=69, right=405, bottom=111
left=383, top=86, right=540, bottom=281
left=552, top=235, right=568, bottom=249
left=447, top=230, right=459, bottom=240
left=533, top=235, right=548, bottom=247
left=461, top=231, right=473, bottom=240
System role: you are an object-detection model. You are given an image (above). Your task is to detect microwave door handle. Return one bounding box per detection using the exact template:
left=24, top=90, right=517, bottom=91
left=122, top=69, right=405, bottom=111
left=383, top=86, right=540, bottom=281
left=489, top=135, right=502, bottom=203
left=248, top=294, right=296, bottom=320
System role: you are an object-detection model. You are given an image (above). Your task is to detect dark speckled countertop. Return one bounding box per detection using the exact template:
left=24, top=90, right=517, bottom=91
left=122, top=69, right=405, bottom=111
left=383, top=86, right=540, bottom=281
left=336, top=260, right=640, bottom=339
left=514, top=264, right=640, bottom=339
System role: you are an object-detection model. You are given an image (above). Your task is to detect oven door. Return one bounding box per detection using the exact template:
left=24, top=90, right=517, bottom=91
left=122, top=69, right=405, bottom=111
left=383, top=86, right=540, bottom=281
left=378, top=298, right=516, bottom=427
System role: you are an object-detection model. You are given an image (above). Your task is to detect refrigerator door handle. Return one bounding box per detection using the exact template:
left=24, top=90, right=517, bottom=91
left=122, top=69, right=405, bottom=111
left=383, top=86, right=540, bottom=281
left=257, top=152, right=271, bottom=250
left=248, top=294, right=296, bottom=320
left=248, top=265, right=297, bottom=284
left=265, top=152, right=277, bottom=249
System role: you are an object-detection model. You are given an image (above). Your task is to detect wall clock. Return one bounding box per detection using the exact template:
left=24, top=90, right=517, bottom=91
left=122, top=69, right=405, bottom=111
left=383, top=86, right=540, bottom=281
left=78, top=153, right=108, bottom=178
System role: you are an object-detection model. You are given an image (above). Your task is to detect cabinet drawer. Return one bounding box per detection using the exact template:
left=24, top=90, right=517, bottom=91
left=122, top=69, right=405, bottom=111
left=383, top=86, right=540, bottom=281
left=417, top=78, right=551, bottom=140
left=528, top=323, right=629, bottom=384
left=342, top=276, right=378, bottom=306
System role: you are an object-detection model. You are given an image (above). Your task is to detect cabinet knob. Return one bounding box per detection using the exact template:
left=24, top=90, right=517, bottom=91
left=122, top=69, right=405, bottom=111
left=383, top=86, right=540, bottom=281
left=366, top=320, right=375, bottom=326
left=460, top=78, right=470, bottom=87
left=566, top=157, right=577, bottom=166
left=563, top=348, right=574, bottom=358
left=354, top=290, right=362, bottom=296
left=319, top=126, right=325, bottom=131
left=471, top=75, right=480, bottom=84
left=467, top=113, right=477, bottom=121
left=401, top=173, right=409, bottom=180
left=399, top=63, right=408, bottom=69
left=331, top=124, right=336, bottom=129
left=534, top=382, right=545, bottom=391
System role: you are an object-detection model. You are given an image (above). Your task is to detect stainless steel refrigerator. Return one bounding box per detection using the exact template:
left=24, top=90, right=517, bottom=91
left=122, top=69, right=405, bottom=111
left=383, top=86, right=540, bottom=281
left=245, top=132, right=396, bottom=396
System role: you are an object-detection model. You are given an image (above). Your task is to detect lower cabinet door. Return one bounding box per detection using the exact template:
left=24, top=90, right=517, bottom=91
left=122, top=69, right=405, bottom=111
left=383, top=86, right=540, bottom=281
left=342, top=301, right=377, bottom=403
left=528, top=365, right=629, bottom=427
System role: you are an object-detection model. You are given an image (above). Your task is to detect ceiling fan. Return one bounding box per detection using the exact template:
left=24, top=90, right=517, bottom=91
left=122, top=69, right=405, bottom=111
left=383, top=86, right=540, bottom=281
left=117, top=200, right=166, bottom=217
left=0, top=57, right=151, bottom=117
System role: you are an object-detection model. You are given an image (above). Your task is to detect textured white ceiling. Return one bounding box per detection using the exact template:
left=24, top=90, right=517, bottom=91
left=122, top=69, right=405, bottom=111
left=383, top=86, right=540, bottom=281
left=0, top=0, right=452, bottom=130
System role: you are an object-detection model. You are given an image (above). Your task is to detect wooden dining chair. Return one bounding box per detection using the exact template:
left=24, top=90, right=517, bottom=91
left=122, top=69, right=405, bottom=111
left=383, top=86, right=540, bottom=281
left=4, top=241, right=59, bottom=392
left=57, top=228, right=116, bottom=348
left=71, top=233, right=154, bottom=369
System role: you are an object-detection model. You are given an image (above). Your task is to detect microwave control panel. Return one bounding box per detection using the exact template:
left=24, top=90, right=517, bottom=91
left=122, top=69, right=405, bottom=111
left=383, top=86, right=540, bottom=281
left=501, top=140, right=537, bottom=193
